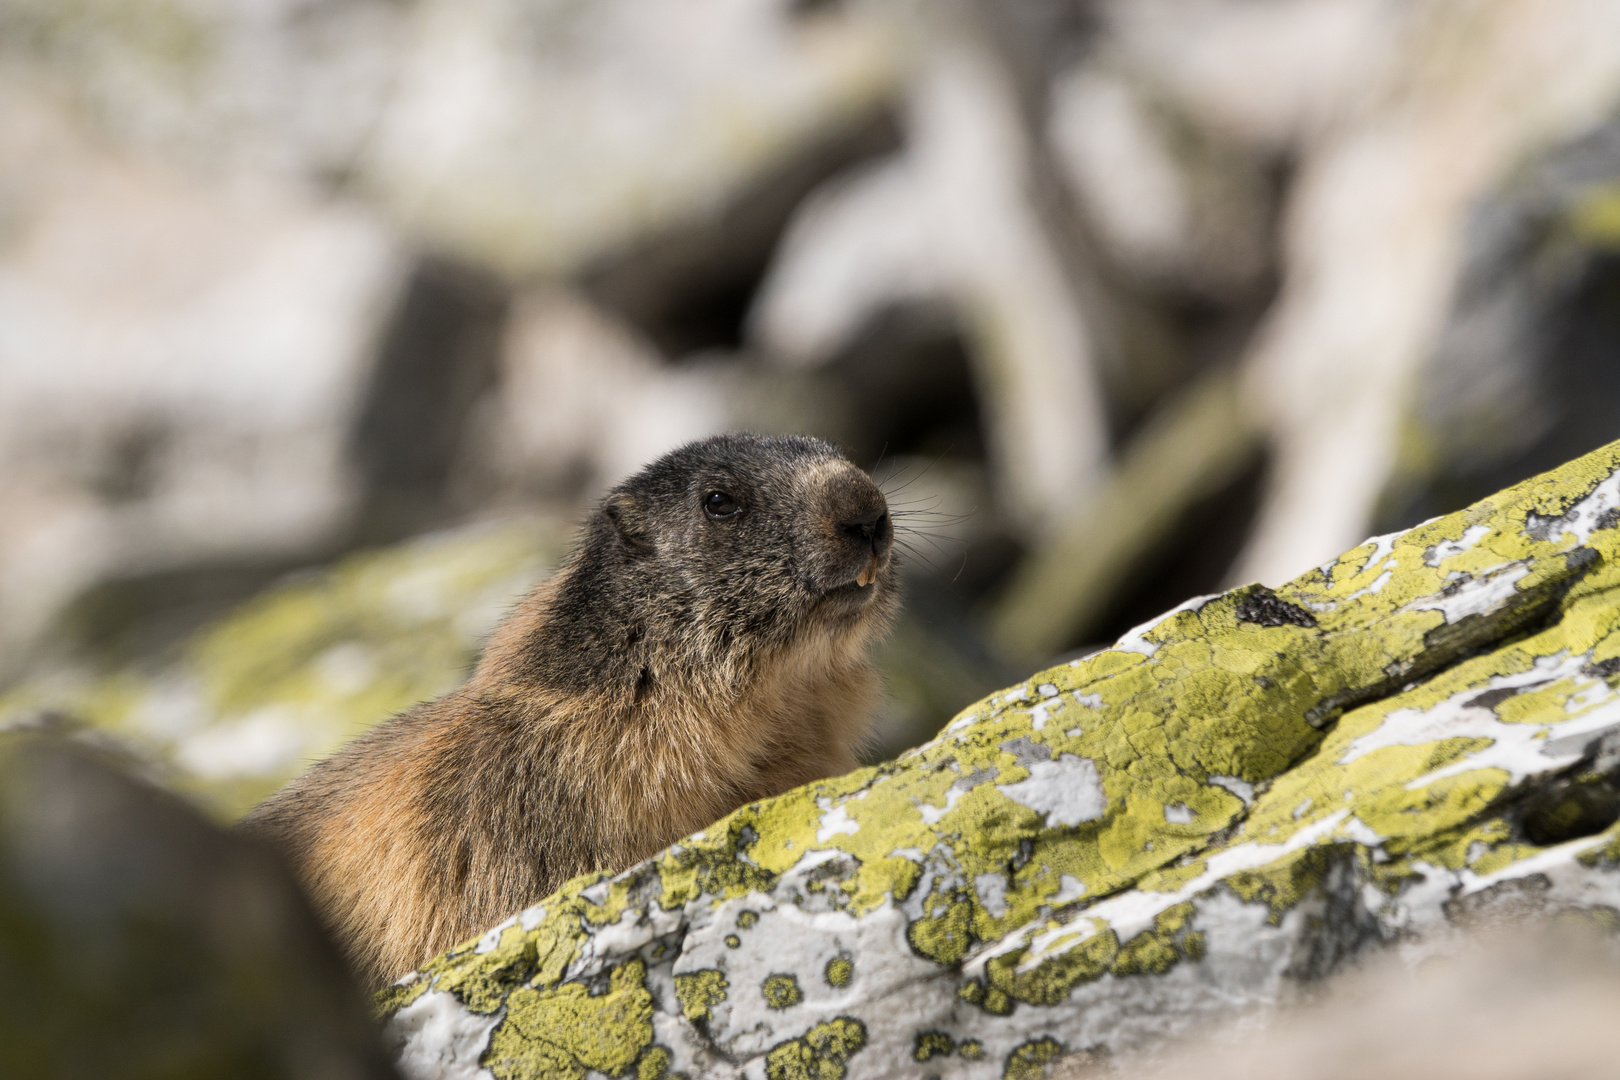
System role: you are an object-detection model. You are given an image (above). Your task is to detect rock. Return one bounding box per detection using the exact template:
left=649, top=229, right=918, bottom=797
left=749, top=34, right=1110, bottom=531
left=1214, top=0, right=1620, bottom=585
left=0, top=519, right=564, bottom=819
left=0, top=0, right=404, bottom=184
left=1114, top=929, right=1620, bottom=1080
left=357, top=0, right=903, bottom=277
left=382, top=437, right=1620, bottom=1078
left=1047, top=62, right=1274, bottom=301
left=1398, top=113, right=1620, bottom=526
left=1105, top=0, right=1404, bottom=151
left=0, top=76, right=406, bottom=673
left=470, top=290, right=735, bottom=502
left=0, top=729, right=397, bottom=1079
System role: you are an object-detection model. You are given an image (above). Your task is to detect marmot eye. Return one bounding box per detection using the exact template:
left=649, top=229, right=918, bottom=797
left=703, top=491, right=741, bottom=520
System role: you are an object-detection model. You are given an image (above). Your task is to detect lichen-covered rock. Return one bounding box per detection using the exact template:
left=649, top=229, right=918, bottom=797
left=0, top=519, right=563, bottom=819
left=378, top=438, right=1620, bottom=1079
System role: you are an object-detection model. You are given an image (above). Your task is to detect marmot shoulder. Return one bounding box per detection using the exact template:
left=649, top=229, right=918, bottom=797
left=239, top=433, right=899, bottom=987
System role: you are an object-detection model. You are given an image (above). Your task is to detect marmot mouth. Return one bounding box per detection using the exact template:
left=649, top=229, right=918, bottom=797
left=811, top=551, right=887, bottom=613
left=819, top=577, right=879, bottom=610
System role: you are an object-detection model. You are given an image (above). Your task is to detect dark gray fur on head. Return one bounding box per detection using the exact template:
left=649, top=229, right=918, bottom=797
left=519, top=433, right=899, bottom=696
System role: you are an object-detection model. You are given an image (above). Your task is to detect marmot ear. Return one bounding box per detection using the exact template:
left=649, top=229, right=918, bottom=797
left=603, top=492, right=655, bottom=555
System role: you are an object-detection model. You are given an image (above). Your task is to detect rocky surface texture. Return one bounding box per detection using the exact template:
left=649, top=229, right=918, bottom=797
left=382, top=440, right=1620, bottom=1079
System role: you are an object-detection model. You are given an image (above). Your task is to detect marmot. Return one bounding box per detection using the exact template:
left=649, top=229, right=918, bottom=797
left=240, top=434, right=898, bottom=988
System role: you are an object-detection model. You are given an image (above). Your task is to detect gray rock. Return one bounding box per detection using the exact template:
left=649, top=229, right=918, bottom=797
left=0, top=79, right=405, bottom=674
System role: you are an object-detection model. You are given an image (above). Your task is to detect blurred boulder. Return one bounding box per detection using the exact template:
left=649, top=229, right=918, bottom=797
left=0, top=0, right=404, bottom=184
left=466, top=289, right=735, bottom=503
left=0, top=76, right=406, bottom=676
left=1215, top=0, right=1620, bottom=586
left=750, top=31, right=1110, bottom=531
left=1103, top=0, right=1404, bottom=151
left=1393, top=113, right=1620, bottom=527
left=1047, top=61, right=1275, bottom=302
left=0, top=519, right=564, bottom=819
left=358, top=0, right=904, bottom=278
left=352, top=257, right=509, bottom=544
left=0, top=728, right=397, bottom=1079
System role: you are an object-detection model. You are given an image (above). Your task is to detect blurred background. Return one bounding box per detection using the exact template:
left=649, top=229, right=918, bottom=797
left=3, top=0, right=1620, bottom=819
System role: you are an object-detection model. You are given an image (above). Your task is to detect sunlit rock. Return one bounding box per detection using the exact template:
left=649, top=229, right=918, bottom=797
left=383, top=439, right=1620, bottom=1078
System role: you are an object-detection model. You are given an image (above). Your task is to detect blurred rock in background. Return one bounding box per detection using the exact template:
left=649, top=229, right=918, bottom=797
left=1, top=519, right=565, bottom=818
left=5, top=0, right=1620, bottom=804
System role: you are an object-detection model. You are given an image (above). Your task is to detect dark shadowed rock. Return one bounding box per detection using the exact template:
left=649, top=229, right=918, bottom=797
left=0, top=730, right=397, bottom=1080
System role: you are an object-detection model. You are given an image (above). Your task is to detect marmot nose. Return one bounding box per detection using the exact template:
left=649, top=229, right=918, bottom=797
left=837, top=504, right=892, bottom=556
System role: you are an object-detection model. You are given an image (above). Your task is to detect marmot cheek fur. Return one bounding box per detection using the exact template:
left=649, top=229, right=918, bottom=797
left=239, top=434, right=900, bottom=988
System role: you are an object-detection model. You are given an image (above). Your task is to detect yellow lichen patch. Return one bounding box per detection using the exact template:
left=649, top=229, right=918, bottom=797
left=674, top=969, right=729, bottom=1024
left=484, top=958, right=654, bottom=1080
left=907, top=893, right=977, bottom=965
left=436, top=930, right=544, bottom=1016
left=1003, top=1036, right=1063, bottom=1080
left=763, top=1018, right=867, bottom=1080
left=1137, top=856, right=1208, bottom=894
left=762, top=973, right=803, bottom=1009
left=984, top=929, right=1119, bottom=1007
left=914, top=1031, right=955, bottom=1061
left=1578, top=819, right=1620, bottom=867
left=1221, top=846, right=1335, bottom=918
left=1493, top=679, right=1592, bottom=724
left=1111, top=902, right=1204, bottom=976
left=373, top=972, right=430, bottom=1017
left=637, top=1046, right=672, bottom=1080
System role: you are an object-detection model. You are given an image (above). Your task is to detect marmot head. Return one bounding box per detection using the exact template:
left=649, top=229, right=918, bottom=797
left=597, top=434, right=898, bottom=650
left=519, top=435, right=899, bottom=695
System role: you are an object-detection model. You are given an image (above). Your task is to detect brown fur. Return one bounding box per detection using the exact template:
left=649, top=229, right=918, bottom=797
left=240, top=435, right=898, bottom=988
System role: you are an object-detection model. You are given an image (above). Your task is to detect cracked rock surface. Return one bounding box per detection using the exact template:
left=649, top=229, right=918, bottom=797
left=382, top=439, right=1620, bottom=1079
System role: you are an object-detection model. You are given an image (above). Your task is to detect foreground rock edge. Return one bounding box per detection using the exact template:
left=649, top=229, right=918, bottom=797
left=382, top=439, right=1620, bottom=1080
